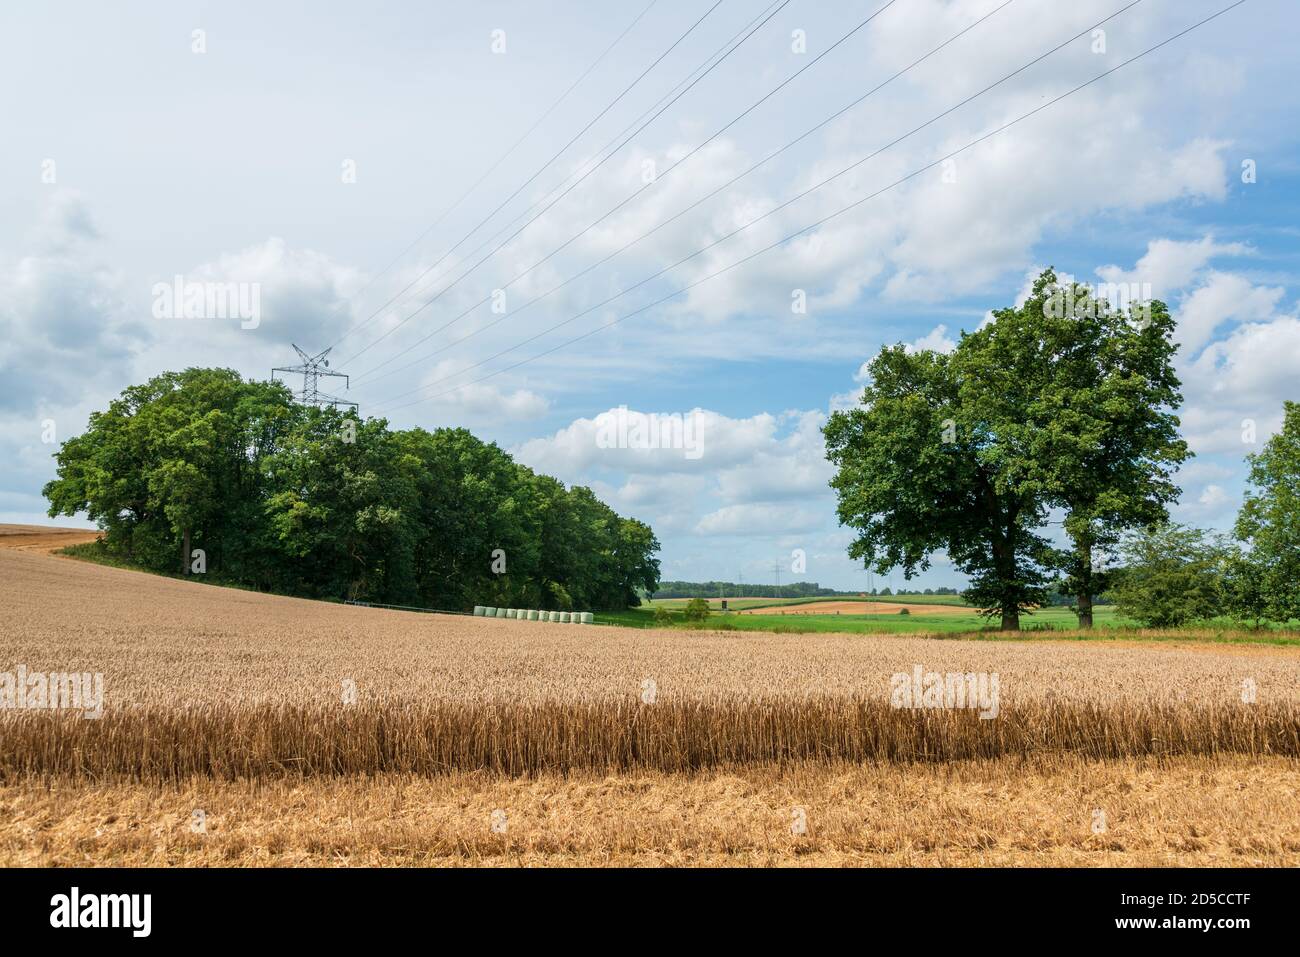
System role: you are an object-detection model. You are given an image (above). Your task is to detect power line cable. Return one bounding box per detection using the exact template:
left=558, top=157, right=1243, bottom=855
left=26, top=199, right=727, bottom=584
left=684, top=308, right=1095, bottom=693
left=364, top=0, right=791, bottom=337
left=318, top=0, right=662, bottom=352
left=365, top=0, right=1135, bottom=408
left=352, top=0, right=901, bottom=383
left=339, top=0, right=797, bottom=368
left=356, top=0, right=1015, bottom=388
left=372, top=0, right=1244, bottom=416
left=333, top=0, right=731, bottom=361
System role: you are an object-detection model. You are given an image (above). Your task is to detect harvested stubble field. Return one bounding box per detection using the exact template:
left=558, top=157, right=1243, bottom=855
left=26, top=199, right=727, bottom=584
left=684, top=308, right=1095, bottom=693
left=4, top=756, right=1298, bottom=866
left=2, top=535, right=1298, bottom=865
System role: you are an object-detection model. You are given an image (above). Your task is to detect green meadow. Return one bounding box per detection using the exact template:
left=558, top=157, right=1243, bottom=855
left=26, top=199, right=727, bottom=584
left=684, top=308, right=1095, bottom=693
left=598, top=603, right=1300, bottom=645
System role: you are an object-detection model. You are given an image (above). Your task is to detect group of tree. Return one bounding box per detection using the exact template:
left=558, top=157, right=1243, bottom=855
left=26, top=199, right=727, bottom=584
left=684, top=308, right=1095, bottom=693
left=874, top=586, right=962, bottom=596
left=1109, top=402, right=1300, bottom=628
left=825, top=269, right=1191, bottom=630
left=44, top=368, right=661, bottom=611
left=652, top=580, right=837, bottom=599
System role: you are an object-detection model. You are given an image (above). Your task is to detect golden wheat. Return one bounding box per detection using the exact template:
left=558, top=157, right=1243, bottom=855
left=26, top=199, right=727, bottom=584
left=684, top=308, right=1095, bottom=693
left=2, top=545, right=1298, bottom=783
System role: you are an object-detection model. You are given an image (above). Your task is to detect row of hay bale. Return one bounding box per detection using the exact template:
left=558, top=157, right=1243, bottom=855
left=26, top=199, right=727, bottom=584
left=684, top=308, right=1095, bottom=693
left=473, top=606, right=595, bottom=624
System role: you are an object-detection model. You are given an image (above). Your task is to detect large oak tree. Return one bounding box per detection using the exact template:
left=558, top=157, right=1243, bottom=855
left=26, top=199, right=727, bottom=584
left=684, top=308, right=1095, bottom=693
left=962, top=271, right=1188, bottom=626
left=824, top=268, right=1188, bottom=630
left=824, top=344, right=1051, bottom=630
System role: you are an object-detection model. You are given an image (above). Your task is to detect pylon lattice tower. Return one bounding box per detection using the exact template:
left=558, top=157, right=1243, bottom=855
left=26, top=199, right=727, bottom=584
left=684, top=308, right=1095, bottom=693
left=272, top=344, right=357, bottom=411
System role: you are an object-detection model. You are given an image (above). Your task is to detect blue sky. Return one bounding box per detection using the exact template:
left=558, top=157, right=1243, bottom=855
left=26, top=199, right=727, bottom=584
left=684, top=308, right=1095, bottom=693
left=2, top=0, right=1297, bottom=590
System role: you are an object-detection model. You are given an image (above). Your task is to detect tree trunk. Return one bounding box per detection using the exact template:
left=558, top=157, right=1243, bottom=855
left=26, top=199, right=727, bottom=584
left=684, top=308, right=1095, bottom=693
left=993, top=520, right=1020, bottom=632
left=1076, top=592, right=1094, bottom=629
left=1074, top=537, right=1094, bottom=628
left=181, top=527, right=191, bottom=575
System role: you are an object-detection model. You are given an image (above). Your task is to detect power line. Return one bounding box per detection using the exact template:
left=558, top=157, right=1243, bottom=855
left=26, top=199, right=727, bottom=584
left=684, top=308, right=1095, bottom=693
left=334, top=0, right=731, bottom=364
left=371, top=0, right=1243, bottom=416
left=356, top=0, right=1014, bottom=391
left=367, top=0, right=1136, bottom=411
left=351, top=0, right=901, bottom=386
left=347, top=0, right=791, bottom=360
left=340, top=0, right=795, bottom=369
left=319, top=0, right=662, bottom=353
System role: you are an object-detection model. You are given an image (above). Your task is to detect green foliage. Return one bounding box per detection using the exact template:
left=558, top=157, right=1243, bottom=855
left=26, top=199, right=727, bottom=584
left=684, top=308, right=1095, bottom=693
left=1111, top=524, right=1229, bottom=627
left=824, top=268, right=1188, bottom=631
left=824, top=341, right=1050, bottom=630
left=682, top=598, right=710, bottom=622
left=1221, top=550, right=1271, bottom=630
left=44, top=369, right=660, bottom=611
left=897, top=607, right=910, bottom=616
left=1234, top=401, right=1300, bottom=624
left=652, top=606, right=673, bottom=626
left=965, top=270, right=1189, bottom=626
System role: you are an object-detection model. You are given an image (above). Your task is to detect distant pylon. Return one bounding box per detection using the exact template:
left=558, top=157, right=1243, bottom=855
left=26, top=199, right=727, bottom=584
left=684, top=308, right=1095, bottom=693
left=272, top=344, right=358, bottom=411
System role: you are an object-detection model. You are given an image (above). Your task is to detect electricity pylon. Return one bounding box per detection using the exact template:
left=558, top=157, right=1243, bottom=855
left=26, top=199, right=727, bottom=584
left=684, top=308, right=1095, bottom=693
left=272, top=344, right=358, bottom=411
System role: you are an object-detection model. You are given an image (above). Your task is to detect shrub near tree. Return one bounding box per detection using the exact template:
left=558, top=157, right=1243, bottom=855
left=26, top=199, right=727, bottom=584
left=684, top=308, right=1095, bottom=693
left=1110, top=523, right=1229, bottom=627
left=682, top=598, right=711, bottom=622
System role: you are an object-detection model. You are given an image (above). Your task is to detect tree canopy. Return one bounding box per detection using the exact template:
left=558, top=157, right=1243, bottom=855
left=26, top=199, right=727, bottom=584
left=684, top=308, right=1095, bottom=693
left=45, top=368, right=660, bottom=611
left=962, top=270, right=1189, bottom=625
left=1233, top=400, right=1300, bottom=623
left=824, top=268, right=1188, bottom=630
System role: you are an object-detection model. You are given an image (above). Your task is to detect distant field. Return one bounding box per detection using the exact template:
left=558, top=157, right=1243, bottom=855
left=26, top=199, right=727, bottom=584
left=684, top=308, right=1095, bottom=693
left=739, top=600, right=959, bottom=617
left=0, top=524, right=99, bottom=552
left=648, top=594, right=970, bottom=611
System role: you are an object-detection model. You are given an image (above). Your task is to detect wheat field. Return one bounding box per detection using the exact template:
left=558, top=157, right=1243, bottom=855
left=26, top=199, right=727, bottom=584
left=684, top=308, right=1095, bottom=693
left=1, top=537, right=1298, bottom=865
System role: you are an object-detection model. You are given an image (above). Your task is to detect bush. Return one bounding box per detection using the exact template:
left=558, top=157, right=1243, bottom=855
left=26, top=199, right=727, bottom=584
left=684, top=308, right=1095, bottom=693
left=683, top=598, right=710, bottom=623
left=898, top=607, right=910, bottom=616
left=652, top=606, right=673, bottom=627
left=1112, top=523, right=1228, bottom=627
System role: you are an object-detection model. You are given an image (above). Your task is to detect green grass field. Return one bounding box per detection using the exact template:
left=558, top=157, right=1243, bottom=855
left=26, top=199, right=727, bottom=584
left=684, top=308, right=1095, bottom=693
left=603, top=604, right=1113, bottom=633
left=600, top=603, right=1300, bottom=645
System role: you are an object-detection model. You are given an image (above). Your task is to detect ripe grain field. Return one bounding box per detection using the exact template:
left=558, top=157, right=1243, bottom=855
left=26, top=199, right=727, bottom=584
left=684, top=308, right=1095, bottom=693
left=2, top=535, right=1298, bottom=865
